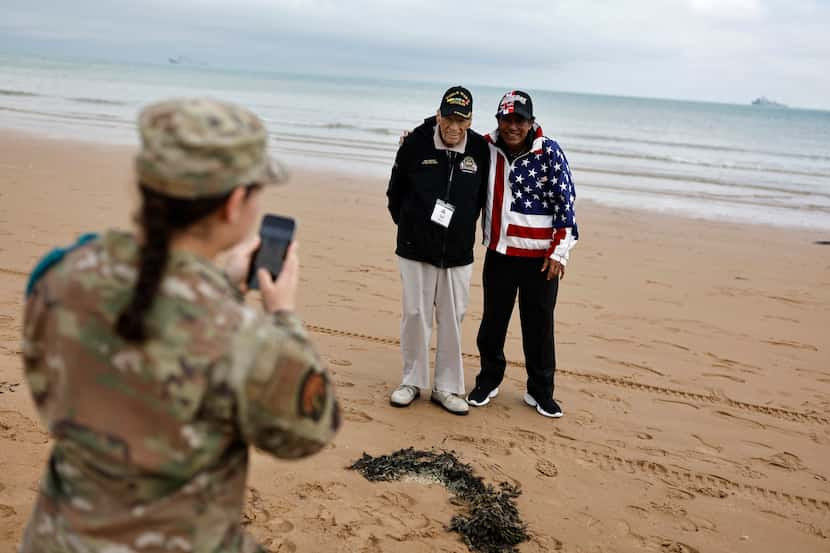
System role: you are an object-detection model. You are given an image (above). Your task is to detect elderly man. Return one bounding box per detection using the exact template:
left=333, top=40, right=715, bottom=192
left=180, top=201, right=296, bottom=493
left=386, top=86, right=490, bottom=415
left=467, top=90, right=578, bottom=419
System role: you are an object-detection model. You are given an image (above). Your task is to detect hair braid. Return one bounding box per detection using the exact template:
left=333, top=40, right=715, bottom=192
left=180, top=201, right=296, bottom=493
left=116, top=190, right=171, bottom=341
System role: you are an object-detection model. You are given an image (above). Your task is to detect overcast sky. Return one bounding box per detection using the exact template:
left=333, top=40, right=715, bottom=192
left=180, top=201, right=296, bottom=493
left=2, top=0, right=829, bottom=109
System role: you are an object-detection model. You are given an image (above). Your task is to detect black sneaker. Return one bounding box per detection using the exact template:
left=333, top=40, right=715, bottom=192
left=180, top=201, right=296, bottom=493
left=467, top=385, right=499, bottom=407
left=523, top=392, right=563, bottom=418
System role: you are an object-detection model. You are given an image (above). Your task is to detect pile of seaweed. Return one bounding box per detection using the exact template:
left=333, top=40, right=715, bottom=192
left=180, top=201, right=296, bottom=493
left=349, top=448, right=529, bottom=553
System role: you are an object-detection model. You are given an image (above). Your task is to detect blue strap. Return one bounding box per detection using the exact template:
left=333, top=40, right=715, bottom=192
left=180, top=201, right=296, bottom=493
left=25, top=233, right=100, bottom=297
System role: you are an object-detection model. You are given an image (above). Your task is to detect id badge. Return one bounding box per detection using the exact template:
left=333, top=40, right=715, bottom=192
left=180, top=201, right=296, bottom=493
left=430, top=199, right=455, bottom=228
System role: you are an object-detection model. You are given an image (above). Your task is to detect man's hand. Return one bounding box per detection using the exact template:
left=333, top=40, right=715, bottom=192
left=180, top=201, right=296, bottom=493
left=541, top=258, right=565, bottom=281
left=224, top=235, right=261, bottom=292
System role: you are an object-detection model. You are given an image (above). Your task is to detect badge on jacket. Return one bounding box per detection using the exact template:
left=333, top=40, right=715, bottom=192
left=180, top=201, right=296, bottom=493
left=431, top=199, right=455, bottom=228
left=459, top=156, right=478, bottom=174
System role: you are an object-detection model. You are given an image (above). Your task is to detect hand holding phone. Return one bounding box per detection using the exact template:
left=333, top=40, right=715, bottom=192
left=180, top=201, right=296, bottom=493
left=246, top=214, right=296, bottom=290
left=258, top=242, right=299, bottom=313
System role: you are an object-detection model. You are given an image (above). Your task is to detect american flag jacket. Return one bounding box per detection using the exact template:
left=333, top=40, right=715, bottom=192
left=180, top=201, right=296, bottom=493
left=481, top=123, right=579, bottom=264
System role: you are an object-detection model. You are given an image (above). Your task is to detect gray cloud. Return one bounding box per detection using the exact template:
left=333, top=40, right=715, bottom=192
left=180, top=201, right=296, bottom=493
left=1, top=0, right=828, bottom=109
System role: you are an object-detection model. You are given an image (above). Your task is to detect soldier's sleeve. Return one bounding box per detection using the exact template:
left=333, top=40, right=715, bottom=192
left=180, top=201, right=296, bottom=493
left=22, top=277, right=52, bottom=410
left=234, top=310, right=340, bottom=459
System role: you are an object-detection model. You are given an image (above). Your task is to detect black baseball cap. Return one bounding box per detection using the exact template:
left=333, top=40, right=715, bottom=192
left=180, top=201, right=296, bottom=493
left=439, top=86, right=473, bottom=119
left=496, top=90, right=534, bottom=120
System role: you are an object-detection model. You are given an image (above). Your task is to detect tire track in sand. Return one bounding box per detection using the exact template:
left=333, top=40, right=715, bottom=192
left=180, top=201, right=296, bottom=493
left=306, top=324, right=830, bottom=426
left=446, top=428, right=830, bottom=515
left=3, top=266, right=823, bottom=426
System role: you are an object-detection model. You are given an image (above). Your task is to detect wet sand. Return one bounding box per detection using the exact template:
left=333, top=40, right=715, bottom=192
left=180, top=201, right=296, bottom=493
left=0, top=131, right=828, bottom=552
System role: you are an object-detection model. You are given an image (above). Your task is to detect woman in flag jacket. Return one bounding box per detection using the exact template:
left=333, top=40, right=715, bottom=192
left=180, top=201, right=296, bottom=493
left=467, top=90, right=578, bottom=419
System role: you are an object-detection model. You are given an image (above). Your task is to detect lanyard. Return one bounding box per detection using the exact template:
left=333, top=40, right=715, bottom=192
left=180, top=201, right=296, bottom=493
left=443, top=151, right=456, bottom=201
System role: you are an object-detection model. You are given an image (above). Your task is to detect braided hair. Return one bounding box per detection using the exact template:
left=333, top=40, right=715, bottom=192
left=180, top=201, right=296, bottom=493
left=116, top=184, right=260, bottom=342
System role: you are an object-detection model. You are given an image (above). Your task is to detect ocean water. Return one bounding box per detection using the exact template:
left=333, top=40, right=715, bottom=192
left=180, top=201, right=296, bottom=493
left=2, top=53, right=829, bottom=231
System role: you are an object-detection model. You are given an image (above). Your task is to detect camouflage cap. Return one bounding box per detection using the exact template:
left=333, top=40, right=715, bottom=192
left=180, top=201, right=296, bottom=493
left=135, top=98, right=288, bottom=199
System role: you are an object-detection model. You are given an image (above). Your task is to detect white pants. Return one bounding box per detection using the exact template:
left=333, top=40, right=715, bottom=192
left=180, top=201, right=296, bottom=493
left=398, top=256, right=473, bottom=395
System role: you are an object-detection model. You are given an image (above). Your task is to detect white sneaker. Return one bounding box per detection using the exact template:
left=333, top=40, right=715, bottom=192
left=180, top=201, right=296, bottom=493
left=390, top=385, right=419, bottom=407
left=430, top=390, right=469, bottom=415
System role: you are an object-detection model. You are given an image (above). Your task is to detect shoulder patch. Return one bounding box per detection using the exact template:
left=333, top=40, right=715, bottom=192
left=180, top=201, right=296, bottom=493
left=297, top=370, right=328, bottom=421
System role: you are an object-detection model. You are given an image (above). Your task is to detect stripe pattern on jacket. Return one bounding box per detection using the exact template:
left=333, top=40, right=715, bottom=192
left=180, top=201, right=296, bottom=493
left=481, top=124, right=579, bottom=264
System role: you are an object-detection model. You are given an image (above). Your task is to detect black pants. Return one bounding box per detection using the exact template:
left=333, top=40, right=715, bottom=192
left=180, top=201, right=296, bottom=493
left=475, top=249, right=559, bottom=399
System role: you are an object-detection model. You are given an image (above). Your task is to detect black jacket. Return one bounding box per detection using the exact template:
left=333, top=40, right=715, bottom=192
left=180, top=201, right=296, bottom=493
left=386, top=116, right=490, bottom=268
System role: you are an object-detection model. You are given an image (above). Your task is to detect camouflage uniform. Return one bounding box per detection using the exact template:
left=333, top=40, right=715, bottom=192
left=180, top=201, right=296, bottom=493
left=19, top=99, right=338, bottom=553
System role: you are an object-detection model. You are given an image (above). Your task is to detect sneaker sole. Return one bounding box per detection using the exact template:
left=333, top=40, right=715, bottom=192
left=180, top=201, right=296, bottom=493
left=467, top=387, right=499, bottom=407
left=523, top=393, right=563, bottom=418
left=430, top=396, right=469, bottom=416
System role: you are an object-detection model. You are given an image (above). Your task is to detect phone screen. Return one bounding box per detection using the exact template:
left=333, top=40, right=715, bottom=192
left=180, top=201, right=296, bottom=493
left=247, top=214, right=296, bottom=290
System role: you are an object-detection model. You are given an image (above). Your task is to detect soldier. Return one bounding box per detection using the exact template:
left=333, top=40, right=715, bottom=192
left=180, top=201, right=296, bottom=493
left=19, top=98, right=340, bottom=553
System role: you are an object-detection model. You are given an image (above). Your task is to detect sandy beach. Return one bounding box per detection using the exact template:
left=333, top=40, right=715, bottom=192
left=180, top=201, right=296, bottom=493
left=1, top=130, right=828, bottom=552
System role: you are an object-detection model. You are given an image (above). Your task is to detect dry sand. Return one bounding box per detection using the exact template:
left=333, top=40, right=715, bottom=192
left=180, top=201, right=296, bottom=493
left=0, top=131, right=828, bottom=552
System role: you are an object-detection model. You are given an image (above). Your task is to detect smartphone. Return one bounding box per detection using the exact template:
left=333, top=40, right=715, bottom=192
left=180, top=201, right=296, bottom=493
left=246, top=214, right=296, bottom=290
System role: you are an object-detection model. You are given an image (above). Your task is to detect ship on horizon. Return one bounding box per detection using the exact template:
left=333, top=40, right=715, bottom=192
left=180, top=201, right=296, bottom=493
left=752, top=96, right=787, bottom=108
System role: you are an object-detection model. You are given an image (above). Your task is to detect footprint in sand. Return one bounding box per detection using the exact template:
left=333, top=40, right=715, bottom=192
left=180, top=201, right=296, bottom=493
left=242, top=487, right=271, bottom=525
left=758, top=452, right=805, bottom=471
left=638, top=447, right=670, bottom=458
left=445, top=433, right=513, bottom=456
left=535, top=459, right=558, bottom=478
left=657, top=538, right=701, bottom=553
left=0, top=381, right=21, bottom=394
left=268, top=519, right=294, bottom=534
left=571, top=410, right=597, bottom=426
left=0, top=410, right=49, bottom=444
left=273, top=540, right=297, bottom=553
left=378, top=490, right=417, bottom=509
left=579, top=513, right=643, bottom=546
left=529, top=534, right=563, bottom=551
left=513, top=428, right=547, bottom=445
left=0, top=504, right=16, bottom=519
left=342, top=407, right=373, bottom=423
left=690, top=433, right=723, bottom=455
left=648, top=502, right=717, bottom=533
left=328, top=359, right=352, bottom=367
left=579, top=388, right=632, bottom=409
left=293, top=481, right=344, bottom=501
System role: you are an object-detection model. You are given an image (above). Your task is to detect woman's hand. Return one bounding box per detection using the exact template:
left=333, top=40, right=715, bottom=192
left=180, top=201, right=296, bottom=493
left=259, top=242, right=299, bottom=313
left=224, top=235, right=261, bottom=291
left=541, top=257, right=565, bottom=280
